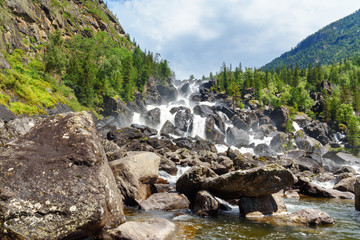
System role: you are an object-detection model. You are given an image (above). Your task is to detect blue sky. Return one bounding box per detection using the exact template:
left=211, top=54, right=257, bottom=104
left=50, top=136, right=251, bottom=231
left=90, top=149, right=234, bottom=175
left=107, top=0, right=360, bottom=80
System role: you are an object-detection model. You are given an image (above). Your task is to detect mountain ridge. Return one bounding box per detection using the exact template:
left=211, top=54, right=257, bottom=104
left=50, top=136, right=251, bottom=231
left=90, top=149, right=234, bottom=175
left=264, top=9, right=360, bottom=69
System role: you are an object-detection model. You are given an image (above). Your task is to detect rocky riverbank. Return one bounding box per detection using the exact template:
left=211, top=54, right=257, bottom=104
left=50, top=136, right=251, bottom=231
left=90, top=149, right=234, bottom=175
left=1, top=79, right=360, bottom=239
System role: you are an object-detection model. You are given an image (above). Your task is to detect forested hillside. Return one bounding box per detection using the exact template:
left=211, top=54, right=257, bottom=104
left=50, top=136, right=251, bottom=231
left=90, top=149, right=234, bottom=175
left=264, top=9, right=360, bottom=70
left=0, top=0, right=171, bottom=117
left=211, top=57, right=360, bottom=151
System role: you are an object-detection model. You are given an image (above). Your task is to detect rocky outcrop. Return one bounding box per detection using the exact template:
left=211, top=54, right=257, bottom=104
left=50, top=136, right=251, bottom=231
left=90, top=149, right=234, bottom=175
left=109, top=151, right=160, bottom=206
left=108, top=218, right=176, bottom=240
left=139, top=192, right=190, bottom=211
left=157, top=84, right=178, bottom=103
left=0, top=112, right=125, bottom=240
left=202, top=164, right=297, bottom=199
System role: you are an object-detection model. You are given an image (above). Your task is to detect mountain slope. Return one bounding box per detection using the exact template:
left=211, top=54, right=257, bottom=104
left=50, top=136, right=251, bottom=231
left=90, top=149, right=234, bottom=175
left=264, top=9, right=360, bottom=69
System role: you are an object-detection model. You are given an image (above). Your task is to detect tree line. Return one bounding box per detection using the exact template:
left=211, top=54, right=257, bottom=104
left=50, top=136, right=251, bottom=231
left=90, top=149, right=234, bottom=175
left=210, top=58, right=360, bottom=151
left=44, top=31, right=172, bottom=108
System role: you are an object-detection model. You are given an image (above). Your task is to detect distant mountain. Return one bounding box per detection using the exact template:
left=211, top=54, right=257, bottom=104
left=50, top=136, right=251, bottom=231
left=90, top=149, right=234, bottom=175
left=264, top=9, right=360, bottom=70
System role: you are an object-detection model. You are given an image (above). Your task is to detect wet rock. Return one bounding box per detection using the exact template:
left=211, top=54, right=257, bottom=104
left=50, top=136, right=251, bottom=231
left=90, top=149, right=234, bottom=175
left=254, top=143, right=276, bottom=157
left=303, top=121, right=333, bottom=145
left=334, top=166, right=357, bottom=175
left=215, top=105, right=236, bottom=120
left=176, top=165, right=218, bottom=201
left=355, top=178, right=360, bottom=210
left=139, top=192, right=190, bottom=211
left=293, top=113, right=312, bottom=128
left=160, top=120, right=175, bottom=135
left=279, top=209, right=334, bottom=226
left=295, top=130, right=322, bottom=152
left=202, top=164, right=297, bottom=199
left=193, top=190, right=219, bottom=217
left=109, top=152, right=160, bottom=206
left=232, top=115, right=249, bottom=132
left=294, top=176, right=354, bottom=199
left=0, top=112, right=125, bottom=240
left=205, top=116, right=225, bottom=142
left=141, top=108, right=161, bottom=128
left=254, top=124, right=277, bottom=136
left=108, top=218, right=176, bottom=240
left=226, top=127, right=250, bottom=146
left=193, top=105, right=214, bottom=117
left=270, top=132, right=295, bottom=153
left=131, top=124, right=158, bottom=136
left=174, top=137, right=194, bottom=150
left=270, top=106, right=289, bottom=131
left=175, top=110, right=194, bottom=133
left=180, top=82, right=190, bottom=95
left=239, top=193, right=287, bottom=217
left=333, top=176, right=357, bottom=193
left=157, top=84, right=178, bottom=103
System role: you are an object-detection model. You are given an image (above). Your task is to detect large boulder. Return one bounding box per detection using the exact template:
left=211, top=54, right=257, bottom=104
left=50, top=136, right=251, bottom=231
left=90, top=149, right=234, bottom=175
left=232, top=115, right=249, bottom=132
left=270, top=106, right=289, bottom=131
left=157, top=84, right=178, bottom=102
left=277, top=150, right=323, bottom=174
left=205, top=116, right=225, bottom=142
left=139, top=192, right=190, bottom=211
left=193, top=190, right=219, bottom=217
left=174, top=109, right=194, bottom=133
left=108, top=218, right=176, bottom=240
left=0, top=112, right=125, bottom=240
left=303, top=121, right=333, bottom=145
left=226, top=127, right=250, bottom=146
left=294, top=176, right=354, bottom=199
left=202, top=164, right=297, bottom=199
left=109, top=152, right=161, bottom=206
left=270, top=132, right=295, bottom=153
left=333, top=176, right=357, bottom=193
left=131, top=124, right=158, bottom=136
left=239, top=193, right=287, bottom=217
left=176, top=165, right=218, bottom=201
left=141, top=108, right=161, bottom=128
left=160, top=120, right=175, bottom=136
left=295, top=130, right=322, bottom=153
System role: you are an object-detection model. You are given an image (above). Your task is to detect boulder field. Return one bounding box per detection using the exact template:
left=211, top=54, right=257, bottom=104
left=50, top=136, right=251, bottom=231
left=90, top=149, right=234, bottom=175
left=2, top=101, right=357, bottom=238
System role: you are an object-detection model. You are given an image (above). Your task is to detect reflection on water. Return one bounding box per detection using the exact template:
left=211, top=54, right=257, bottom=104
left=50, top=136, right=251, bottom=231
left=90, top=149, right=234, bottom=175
left=125, top=197, right=360, bottom=240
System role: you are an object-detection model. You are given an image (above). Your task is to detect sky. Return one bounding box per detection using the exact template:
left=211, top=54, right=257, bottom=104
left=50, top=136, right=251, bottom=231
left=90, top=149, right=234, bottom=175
left=107, top=0, right=360, bottom=80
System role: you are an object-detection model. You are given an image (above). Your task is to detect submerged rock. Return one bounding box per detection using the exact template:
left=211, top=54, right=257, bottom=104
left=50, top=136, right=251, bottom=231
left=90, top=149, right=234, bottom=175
left=108, top=218, right=176, bottom=240
left=0, top=112, right=125, bottom=240
left=277, top=209, right=335, bottom=226
left=139, top=192, right=190, bottom=211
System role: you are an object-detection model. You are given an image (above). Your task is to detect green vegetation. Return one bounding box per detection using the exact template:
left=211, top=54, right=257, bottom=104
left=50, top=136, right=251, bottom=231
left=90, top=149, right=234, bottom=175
left=264, top=10, right=360, bottom=70
left=211, top=57, right=360, bottom=151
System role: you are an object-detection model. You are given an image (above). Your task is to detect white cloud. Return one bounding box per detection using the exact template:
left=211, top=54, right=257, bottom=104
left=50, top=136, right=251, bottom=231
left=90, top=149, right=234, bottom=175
left=108, top=0, right=360, bottom=79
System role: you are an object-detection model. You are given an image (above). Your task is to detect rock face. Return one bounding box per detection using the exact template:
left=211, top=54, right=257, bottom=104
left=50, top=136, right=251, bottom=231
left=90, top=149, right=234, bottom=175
left=0, top=112, right=125, bottom=240
left=270, top=106, right=289, bottom=131
left=139, top=192, right=190, bottom=211
left=108, top=218, right=176, bottom=240
left=109, top=151, right=160, bottom=206
left=202, top=164, right=297, bottom=199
